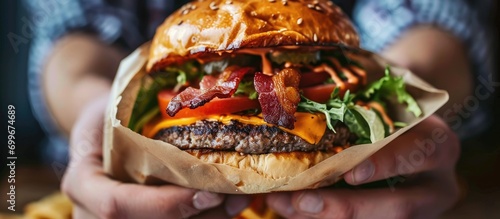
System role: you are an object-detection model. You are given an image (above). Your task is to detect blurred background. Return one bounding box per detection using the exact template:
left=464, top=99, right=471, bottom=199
left=1, top=0, right=60, bottom=215
left=1, top=0, right=45, bottom=163
left=0, top=0, right=499, bottom=218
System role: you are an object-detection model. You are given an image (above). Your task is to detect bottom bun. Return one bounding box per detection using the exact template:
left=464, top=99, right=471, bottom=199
left=185, top=150, right=342, bottom=180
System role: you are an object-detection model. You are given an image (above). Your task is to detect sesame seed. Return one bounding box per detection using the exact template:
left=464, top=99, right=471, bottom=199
left=313, top=0, right=319, bottom=4
left=182, top=9, right=189, bottom=15
left=191, top=5, right=197, bottom=10
left=307, top=4, right=314, bottom=8
left=315, top=5, right=322, bottom=11
left=210, top=2, right=218, bottom=10
left=297, top=17, right=303, bottom=25
left=327, top=1, right=333, bottom=6
left=225, top=0, right=232, bottom=4
left=251, top=11, right=257, bottom=16
left=281, top=0, right=287, bottom=5
left=313, top=34, right=318, bottom=42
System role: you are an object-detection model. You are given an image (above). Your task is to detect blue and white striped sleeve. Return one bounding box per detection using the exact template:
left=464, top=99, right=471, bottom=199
left=352, top=0, right=495, bottom=139
left=23, top=0, right=143, bottom=161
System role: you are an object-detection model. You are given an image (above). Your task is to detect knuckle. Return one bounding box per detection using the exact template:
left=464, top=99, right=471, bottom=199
left=151, top=192, right=184, bottom=216
left=98, top=188, right=121, bottom=219
left=446, top=177, right=461, bottom=207
left=435, top=129, right=461, bottom=169
left=445, top=131, right=461, bottom=165
left=389, top=151, right=401, bottom=176
left=60, top=165, right=80, bottom=204
left=390, top=199, right=414, bottom=219
left=423, top=144, right=441, bottom=170
left=326, top=200, right=354, bottom=219
left=60, top=174, right=71, bottom=197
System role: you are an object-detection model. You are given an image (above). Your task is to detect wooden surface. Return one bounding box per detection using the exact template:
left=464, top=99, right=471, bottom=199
left=1, top=147, right=499, bottom=218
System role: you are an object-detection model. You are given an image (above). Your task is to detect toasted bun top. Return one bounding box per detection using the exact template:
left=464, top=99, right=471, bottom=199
left=147, top=0, right=359, bottom=72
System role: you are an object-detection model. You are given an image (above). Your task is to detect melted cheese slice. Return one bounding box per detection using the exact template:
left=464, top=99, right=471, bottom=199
left=142, top=112, right=327, bottom=144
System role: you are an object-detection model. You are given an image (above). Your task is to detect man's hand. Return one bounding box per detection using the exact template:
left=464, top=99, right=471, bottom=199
left=266, top=116, right=461, bottom=219
left=43, top=33, right=125, bottom=135
left=263, top=26, right=470, bottom=219
left=61, top=95, right=249, bottom=219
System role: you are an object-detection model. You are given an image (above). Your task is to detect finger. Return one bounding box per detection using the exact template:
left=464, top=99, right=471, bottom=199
left=63, top=157, right=225, bottom=219
left=67, top=94, right=109, bottom=164
left=63, top=97, right=226, bottom=219
left=64, top=134, right=226, bottom=219
left=191, top=205, right=230, bottom=219
left=344, top=116, right=460, bottom=185
left=224, top=195, right=252, bottom=217
left=73, top=206, right=99, bottom=219
left=268, top=172, right=460, bottom=219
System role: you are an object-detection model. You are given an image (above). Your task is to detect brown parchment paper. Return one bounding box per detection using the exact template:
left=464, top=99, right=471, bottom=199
left=103, top=44, right=449, bottom=194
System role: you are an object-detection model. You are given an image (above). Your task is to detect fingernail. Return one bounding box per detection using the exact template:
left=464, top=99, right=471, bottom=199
left=268, top=193, right=295, bottom=217
left=193, top=191, right=224, bottom=210
left=225, top=195, right=250, bottom=216
left=352, top=159, right=375, bottom=184
left=297, top=191, right=324, bottom=214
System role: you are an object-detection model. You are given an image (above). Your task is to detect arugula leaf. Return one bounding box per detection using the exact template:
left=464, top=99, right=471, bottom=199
left=361, top=67, right=422, bottom=117
left=352, top=106, right=385, bottom=143
left=298, top=95, right=347, bottom=132
left=298, top=94, right=384, bottom=143
left=343, top=108, right=371, bottom=144
left=297, top=66, right=422, bottom=144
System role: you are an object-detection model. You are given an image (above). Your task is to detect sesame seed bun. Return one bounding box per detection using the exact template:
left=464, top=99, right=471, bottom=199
left=147, top=0, right=359, bottom=72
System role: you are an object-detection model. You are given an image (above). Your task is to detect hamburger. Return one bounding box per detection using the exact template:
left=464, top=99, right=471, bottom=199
left=127, top=0, right=422, bottom=179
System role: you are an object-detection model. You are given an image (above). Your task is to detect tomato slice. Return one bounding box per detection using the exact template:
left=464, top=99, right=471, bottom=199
left=158, top=90, right=260, bottom=119
left=300, top=71, right=361, bottom=103
left=301, top=84, right=337, bottom=103
left=302, top=84, right=359, bottom=103
left=299, top=72, right=331, bottom=87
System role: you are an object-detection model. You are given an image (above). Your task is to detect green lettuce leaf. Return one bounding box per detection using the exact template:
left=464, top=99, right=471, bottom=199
left=352, top=105, right=385, bottom=143
left=166, top=61, right=202, bottom=85
left=343, top=108, right=371, bottom=144
left=298, top=96, right=347, bottom=131
left=297, top=65, right=422, bottom=144
left=298, top=96, right=384, bottom=143
left=128, top=61, right=201, bottom=132
left=361, top=67, right=422, bottom=117
left=234, top=80, right=258, bottom=100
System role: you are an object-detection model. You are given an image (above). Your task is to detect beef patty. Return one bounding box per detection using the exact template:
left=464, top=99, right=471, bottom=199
left=154, top=120, right=356, bottom=154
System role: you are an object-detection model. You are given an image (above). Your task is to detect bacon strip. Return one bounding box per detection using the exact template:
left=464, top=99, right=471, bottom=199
left=167, top=67, right=253, bottom=116
left=254, top=68, right=301, bottom=129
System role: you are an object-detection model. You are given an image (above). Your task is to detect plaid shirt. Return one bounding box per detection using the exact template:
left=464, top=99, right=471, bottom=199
left=23, top=0, right=495, bottom=162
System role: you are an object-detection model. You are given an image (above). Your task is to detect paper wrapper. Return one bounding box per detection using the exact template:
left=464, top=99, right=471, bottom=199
left=103, top=44, right=448, bottom=194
